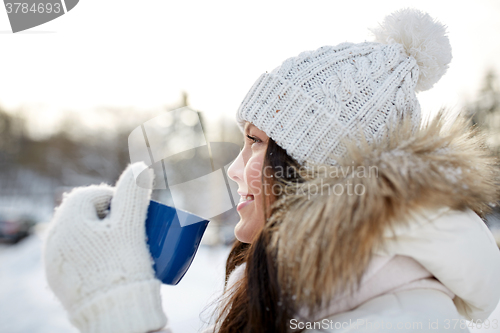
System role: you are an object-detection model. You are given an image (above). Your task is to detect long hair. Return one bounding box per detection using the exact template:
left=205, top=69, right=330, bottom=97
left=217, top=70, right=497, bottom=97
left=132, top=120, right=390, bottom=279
left=215, top=137, right=304, bottom=333
left=211, top=111, right=500, bottom=333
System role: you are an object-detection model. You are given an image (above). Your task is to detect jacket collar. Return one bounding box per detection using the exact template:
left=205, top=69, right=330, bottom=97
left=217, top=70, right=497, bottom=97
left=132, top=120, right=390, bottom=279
left=265, top=110, right=500, bottom=312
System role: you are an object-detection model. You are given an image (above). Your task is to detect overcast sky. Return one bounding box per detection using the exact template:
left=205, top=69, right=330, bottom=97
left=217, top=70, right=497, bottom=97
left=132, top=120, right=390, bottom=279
left=1, top=0, right=499, bottom=139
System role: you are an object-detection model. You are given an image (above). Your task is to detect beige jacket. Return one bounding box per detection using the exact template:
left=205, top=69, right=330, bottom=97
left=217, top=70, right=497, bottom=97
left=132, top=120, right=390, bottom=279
left=157, top=113, right=500, bottom=332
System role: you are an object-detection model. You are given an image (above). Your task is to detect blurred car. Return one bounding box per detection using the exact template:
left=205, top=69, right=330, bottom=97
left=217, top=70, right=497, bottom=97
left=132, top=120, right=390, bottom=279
left=0, top=214, right=35, bottom=244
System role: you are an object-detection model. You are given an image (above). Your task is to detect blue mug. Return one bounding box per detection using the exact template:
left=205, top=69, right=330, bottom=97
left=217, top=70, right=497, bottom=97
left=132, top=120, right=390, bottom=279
left=145, top=200, right=210, bottom=285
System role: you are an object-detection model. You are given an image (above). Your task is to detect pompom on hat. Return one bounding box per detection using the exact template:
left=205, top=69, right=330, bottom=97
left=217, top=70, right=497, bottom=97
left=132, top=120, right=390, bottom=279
left=235, top=8, right=452, bottom=167
left=370, top=9, right=452, bottom=92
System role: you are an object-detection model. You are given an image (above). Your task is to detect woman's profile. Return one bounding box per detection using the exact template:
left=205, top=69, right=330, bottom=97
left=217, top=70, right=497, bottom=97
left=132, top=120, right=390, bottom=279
left=42, top=8, right=500, bottom=333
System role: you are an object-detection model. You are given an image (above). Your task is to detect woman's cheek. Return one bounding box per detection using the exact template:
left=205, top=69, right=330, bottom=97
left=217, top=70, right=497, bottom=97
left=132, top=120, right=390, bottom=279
left=246, top=155, right=265, bottom=195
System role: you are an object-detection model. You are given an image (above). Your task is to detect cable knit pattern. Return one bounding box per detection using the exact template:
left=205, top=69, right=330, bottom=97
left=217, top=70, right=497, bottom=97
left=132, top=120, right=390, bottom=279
left=235, top=9, right=451, bottom=167
left=42, top=162, right=168, bottom=333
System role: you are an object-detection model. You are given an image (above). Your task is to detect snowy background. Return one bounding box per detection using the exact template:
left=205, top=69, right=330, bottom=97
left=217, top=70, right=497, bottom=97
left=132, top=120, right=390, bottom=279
left=0, top=223, right=232, bottom=333
left=1, top=1, right=500, bottom=332
left=1, top=223, right=499, bottom=333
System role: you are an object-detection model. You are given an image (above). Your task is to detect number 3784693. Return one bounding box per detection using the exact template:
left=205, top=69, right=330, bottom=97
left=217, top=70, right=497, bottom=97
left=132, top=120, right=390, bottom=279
left=5, top=2, right=61, bottom=14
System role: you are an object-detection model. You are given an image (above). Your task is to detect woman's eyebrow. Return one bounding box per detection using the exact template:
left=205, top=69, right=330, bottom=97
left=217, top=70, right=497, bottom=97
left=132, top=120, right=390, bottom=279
left=245, top=123, right=255, bottom=133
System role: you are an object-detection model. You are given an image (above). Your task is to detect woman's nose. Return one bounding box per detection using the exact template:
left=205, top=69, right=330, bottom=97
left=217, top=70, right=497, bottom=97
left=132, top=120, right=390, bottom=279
left=227, top=149, right=244, bottom=184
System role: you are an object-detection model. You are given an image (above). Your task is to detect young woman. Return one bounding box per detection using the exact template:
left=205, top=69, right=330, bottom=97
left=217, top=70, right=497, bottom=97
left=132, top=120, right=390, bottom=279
left=43, top=8, right=500, bottom=333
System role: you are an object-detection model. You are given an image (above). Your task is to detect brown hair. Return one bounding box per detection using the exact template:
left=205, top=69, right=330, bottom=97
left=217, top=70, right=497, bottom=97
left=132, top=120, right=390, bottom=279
left=211, top=112, right=500, bottom=333
left=215, top=137, right=304, bottom=333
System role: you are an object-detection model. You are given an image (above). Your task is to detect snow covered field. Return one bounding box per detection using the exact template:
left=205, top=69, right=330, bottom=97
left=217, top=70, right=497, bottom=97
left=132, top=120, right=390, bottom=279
left=0, top=227, right=231, bottom=333
left=1, top=226, right=499, bottom=333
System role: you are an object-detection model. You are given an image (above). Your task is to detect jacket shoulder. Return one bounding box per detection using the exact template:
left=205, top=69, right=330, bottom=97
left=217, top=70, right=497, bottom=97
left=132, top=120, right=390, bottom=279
left=374, top=207, right=500, bottom=321
left=300, top=289, right=469, bottom=332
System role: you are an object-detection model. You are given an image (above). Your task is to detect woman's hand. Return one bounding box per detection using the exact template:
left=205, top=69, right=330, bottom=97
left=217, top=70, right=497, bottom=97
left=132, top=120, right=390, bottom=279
left=42, top=162, right=168, bottom=333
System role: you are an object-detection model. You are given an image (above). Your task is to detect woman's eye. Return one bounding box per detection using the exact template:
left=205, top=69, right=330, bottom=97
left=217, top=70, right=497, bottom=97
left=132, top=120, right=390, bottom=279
left=246, top=134, right=260, bottom=145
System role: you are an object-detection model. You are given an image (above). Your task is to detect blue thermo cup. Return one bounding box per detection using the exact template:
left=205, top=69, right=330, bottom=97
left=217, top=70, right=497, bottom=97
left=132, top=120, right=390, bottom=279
left=144, top=200, right=210, bottom=285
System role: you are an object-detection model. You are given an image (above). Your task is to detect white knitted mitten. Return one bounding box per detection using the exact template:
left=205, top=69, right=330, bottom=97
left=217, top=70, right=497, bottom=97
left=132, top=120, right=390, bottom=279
left=42, top=162, right=168, bottom=333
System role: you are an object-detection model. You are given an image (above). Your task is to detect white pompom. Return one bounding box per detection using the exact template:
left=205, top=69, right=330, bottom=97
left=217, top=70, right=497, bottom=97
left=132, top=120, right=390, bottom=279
left=370, top=8, right=452, bottom=92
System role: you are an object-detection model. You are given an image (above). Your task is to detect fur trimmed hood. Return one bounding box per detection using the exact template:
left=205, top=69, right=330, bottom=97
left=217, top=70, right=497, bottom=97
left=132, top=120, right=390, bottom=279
left=265, top=111, right=500, bottom=313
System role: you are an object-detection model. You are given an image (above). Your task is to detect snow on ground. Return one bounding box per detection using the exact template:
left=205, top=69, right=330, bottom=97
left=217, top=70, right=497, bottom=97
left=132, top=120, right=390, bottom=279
left=1, top=225, right=499, bottom=333
left=0, top=233, right=79, bottom=333
left=0, top=227, right=231, bottom=333
left=159, top=243, right=230, bottom=333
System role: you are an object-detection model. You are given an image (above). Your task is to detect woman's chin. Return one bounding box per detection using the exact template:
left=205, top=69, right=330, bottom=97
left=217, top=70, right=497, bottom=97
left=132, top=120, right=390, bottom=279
left=234, top=219, right=253, bottom=244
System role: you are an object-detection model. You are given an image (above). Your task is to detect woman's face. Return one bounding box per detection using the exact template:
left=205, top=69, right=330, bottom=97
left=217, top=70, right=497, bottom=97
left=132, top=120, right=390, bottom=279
left=227, top=121, right=270, bottom=244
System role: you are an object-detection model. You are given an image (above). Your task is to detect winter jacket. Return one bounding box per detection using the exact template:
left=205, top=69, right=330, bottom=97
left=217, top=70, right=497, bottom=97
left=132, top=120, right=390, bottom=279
left=294, top=206, right=500, bottom=332
left=155, top=113, right=500, bottom=332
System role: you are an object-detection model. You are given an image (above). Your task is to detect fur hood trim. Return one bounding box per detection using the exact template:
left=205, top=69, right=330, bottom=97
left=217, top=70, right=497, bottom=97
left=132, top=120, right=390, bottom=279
left=265, top=111, right=500, bottom=311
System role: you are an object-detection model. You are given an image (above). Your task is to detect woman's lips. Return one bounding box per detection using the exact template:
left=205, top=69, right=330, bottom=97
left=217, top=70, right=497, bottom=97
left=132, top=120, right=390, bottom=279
left=237, top=196, right=254, bottom=211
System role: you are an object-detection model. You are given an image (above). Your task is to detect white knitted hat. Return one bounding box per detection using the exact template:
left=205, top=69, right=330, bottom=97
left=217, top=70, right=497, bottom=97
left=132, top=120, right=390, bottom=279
left=236, top=8, right=452, bottom=166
